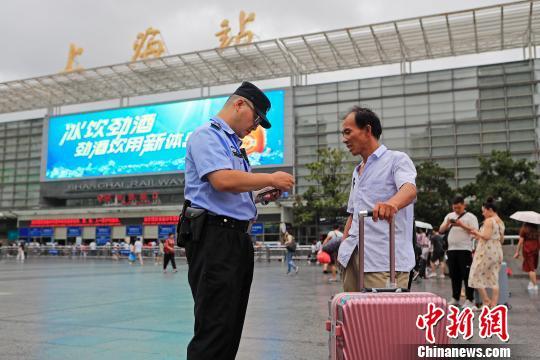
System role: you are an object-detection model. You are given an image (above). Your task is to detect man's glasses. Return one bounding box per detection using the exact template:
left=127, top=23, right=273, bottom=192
left=244, top=101, right=262, bottom=128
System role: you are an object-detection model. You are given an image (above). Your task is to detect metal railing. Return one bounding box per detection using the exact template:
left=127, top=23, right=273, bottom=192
left=0, top=236, right=523, bottom=262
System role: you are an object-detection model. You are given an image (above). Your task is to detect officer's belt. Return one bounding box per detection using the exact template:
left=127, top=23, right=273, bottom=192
left=206, top=213, right=251, bottom=233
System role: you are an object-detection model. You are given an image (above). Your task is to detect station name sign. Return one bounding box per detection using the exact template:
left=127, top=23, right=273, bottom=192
left=66, top=177, right=183, bottom=193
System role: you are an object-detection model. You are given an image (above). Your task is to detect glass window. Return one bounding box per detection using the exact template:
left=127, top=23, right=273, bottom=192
left=429, top=70, right=452, bottom=81
left=510, top=141, right=535, bottom=152
left=338, top=90, right=358, bottom=101
left=453, top=77, right=477, bottom=88
left=507, top=85, right=532, bottom=97
left=405, top=83, right=427, bottom=94
left=509, top=130, right=535, bottom=141
left=482, top=121, right=506, bottom=132
left=318, top=134, right=338, bottom=145
left=360, top=99, right=382, bottom=113
left=406, top=114, right=429, bottom=126
left=382, top=85, right=404, bottom=96
left=480, top=99, right=505, bottom=110
left=508, top=107, right=533, bottom=118
left=458, top=168, right=479, bottom=179
left=384, top=138, right=406, bottom=149
left=480, top=109, right=505, bottom=120
left=360, top=87, right=381, bottom=98
left=454, top=90, right=478, bottom=102
left=429, top=102, right=454, bottom=114
left=410, top=148, right=430, bottom=157
left=456, top=123, right=480, bottom=134
left=295, top=95, right=316, bottom=106
left=432, top=146, right=455, bottom=157
left=506, top=73, right=532, bottom=83
left=431, top=136, right=455, bottom=146
left=337, top=101, right=356, bottom=113
left=381, top=117, right=404, bottom=128
left=508, top=119, right=534, bottom=130
left=297, top=137, right=317, bottom=146
left=317, top=103, right=338, bottom=114
left=480, top=88, right=505, bottom=99
left=317, top=92, right=337, bottom=102
left=431, top=124, right=454, bottom=137
left=457, top=134, right=480, bottom=145
left=429, top=80, right=452, bottom=91
left=294, top=86, right=316, bottom=96
left=435, top=158, right=455, bottom=169
left=430, top=112, right=454, bottom=122
left=482, top=143, right=507, bottom=153
left=360, top=78, right=381, bottom=88
left=479, top=76, right=504, bottom=86
left=296, top=106, right=317, bottom=116
left=382, top=76, right=403, bottom=87
left=457, top=145, right=480, bottom=155
left=482, top=132, right=507, bottom=143
left=507, top=97, right=532, bottom=107
left=458, top=157, right=479, bottom=167
left=478, top=65, right=503, bottom=76
left=338, top=80, right=359, bottom=91
left=429, top=92, right=453, bottom=103
left=297, top=126, right=317, bottom=135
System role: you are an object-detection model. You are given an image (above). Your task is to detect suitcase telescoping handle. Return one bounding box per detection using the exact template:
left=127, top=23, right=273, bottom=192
left=358, top=209, right=396, bottom=291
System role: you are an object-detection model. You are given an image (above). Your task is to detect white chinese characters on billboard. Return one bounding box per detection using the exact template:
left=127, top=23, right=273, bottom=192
left=45, top=90, right=285, bottom=180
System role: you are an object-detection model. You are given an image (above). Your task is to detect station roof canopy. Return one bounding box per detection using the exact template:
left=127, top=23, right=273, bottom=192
left=1, top=0, right=539, bottom=114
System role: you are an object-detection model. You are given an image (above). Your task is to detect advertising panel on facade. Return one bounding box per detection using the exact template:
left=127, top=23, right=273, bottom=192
left=158, top=225, right=176, bottom=239
left=45, top=90, right=285, bottom=180
left=67, top=227, right=82, bottom=237
left=126, top=225, right=143, bottom=236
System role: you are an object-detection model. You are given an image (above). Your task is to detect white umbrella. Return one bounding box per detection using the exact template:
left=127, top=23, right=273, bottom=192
left=415, top=220, right=433, bottom=230
left=510, top=211, right=540, bottom=225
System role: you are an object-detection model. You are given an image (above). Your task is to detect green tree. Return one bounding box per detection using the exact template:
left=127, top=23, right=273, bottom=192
left=293, top=148, right=353, bottom=226
left=460, top=150, right=540, bottom=228
left=415, top=161, right=455, bottom=227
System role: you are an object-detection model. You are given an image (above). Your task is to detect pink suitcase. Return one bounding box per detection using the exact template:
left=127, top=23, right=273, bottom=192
left=326, top=210, right=449, bottom=360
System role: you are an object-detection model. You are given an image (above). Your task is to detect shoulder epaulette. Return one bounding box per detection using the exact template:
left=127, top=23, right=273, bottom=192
left=210, top=122, right=221, bottom=130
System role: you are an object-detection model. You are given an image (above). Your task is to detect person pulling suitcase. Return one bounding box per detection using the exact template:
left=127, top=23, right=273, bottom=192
left=339, top=107, right=418, bottom=290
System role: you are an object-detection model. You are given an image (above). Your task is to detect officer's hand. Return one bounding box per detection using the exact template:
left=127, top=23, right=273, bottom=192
left=372, top=202, right=398, bottom=222
left=270, top=171, right=295, bottom=191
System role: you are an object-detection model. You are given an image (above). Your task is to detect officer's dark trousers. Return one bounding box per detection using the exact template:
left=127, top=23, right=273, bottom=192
left=185, top=223, right=254, bottom=360
left=447, top=250, right=474, bottom=301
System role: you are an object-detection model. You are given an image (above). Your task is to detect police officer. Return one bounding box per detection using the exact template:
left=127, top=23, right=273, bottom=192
left=183, top=81, right=294, bottom=360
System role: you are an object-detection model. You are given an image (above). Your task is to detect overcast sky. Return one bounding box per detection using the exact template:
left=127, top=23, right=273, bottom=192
left=1, top=0, right=516, bottom=83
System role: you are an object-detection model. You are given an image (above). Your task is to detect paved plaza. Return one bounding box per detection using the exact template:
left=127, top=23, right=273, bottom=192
left=0, top=256, right=539, bottom=360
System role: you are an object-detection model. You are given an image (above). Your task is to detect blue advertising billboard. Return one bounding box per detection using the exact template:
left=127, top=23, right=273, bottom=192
left=45, top=90, right=285, bottom=180
left=96, top=226, right=111, bottom=237
left=67, top=227, right=82, bottom=237
left=41, top=228, right=54, bottom=237
left=126, top=225, right=143, bottom=236
left=158, top=225, right=176, bottom=240
left=250, top=223, right=264, bottom=235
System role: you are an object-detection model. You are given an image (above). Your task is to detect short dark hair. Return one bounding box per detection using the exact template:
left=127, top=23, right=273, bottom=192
left=333, top=224, right=340, bottom=230
left=452, top=196, right=465, bottom=205
left=348, top=106, right=382, bottom=139
left=168, top=233, right=174, bottom=237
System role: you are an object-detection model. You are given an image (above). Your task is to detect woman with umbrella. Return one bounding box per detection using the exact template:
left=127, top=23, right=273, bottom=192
left=511, top=211, right=540, bottom=291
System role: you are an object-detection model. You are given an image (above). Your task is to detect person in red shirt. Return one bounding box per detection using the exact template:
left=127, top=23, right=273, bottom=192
left=163, top=233, right=177, bottom=273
